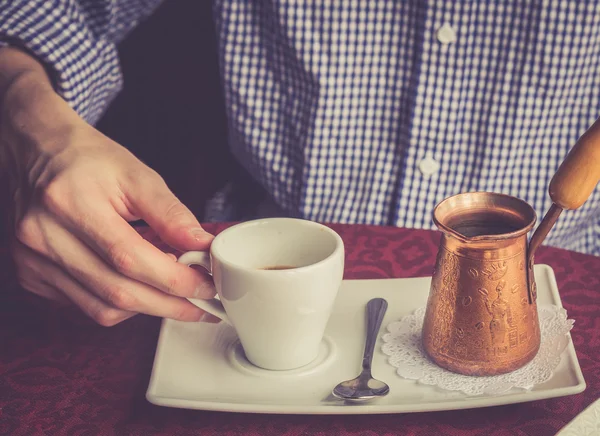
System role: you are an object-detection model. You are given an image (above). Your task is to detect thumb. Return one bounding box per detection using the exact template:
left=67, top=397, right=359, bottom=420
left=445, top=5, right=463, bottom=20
left=126, top=174, right=214, bottom=251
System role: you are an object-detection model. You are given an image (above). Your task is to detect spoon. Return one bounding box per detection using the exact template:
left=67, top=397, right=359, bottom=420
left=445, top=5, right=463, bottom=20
left=332, top=298, right=390, bottom=401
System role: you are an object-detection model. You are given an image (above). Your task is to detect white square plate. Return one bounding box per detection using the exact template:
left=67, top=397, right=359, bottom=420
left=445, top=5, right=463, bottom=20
left=146, top=264, right=585, bottom=414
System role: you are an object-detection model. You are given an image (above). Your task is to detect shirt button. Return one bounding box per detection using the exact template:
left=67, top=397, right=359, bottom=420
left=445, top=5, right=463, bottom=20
left=436, top=24, right=457, bottom=44
left=419, top=156, right=440, bottom=176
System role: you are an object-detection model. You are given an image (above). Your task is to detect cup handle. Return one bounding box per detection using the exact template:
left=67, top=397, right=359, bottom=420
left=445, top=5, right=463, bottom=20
left=177, top=251, right=230, bottom=324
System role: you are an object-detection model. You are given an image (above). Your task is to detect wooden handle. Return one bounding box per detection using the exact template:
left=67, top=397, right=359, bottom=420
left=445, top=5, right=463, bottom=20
left=549, top=117, right=600, bottom=210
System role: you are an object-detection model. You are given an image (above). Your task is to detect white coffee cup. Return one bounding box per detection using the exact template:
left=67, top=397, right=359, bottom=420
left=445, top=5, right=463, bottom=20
left=178, top=218, right=345, bottom=371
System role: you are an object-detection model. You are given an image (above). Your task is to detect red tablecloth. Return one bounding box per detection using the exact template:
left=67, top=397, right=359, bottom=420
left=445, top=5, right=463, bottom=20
left=1, top=223, right=598, bottom=435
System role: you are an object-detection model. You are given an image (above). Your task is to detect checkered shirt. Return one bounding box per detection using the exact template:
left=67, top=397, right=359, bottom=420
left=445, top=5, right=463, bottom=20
left=2, top=0, right=600, bottom=255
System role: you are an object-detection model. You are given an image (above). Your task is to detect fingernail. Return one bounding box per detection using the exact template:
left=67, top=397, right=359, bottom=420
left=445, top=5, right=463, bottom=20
left=199, top=312, right=221, bottom=324
left=192, top=310, right=205, bottom=322
left=194, top=282, right=215, bottom=298
left=190, top=228, right=212, bottom=242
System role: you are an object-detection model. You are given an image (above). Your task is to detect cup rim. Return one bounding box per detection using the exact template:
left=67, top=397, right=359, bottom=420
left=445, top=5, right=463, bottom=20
left=432, top=192, right=537, bottom=242
left=209, top=218, right=344, bottom=272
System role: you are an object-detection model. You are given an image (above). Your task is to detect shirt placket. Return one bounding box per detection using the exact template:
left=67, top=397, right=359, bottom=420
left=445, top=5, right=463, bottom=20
left=394, top=1, right=467, bottom=230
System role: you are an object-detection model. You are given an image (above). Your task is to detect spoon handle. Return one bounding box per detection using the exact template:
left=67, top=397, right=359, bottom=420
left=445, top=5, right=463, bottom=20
left=362, top=298, right=388, bottom=372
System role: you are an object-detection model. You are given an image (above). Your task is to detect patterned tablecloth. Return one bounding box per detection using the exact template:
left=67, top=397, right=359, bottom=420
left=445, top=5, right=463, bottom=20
left=1, top=223, right=598, bottom=435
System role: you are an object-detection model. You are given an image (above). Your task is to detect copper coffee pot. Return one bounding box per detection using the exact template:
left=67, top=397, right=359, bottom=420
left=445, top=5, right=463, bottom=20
left=422, top=117, right=600, bottom=376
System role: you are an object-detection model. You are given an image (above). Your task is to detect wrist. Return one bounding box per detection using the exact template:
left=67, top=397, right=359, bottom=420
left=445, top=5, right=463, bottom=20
left=0, top=45, right=54, bottom=101
left=0, top=49, right=81, bottom=154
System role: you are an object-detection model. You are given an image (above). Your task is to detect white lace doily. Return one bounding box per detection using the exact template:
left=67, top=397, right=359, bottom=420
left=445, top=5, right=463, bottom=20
left=382, top=305, right=574, bottom=396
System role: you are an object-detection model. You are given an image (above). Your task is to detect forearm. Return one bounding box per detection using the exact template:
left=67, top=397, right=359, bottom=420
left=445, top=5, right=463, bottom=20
left=0, top=0, right=137, bottom=124
left=0, top=47, right=80, bottom=153
left=0, top=45, right=51, bottom=91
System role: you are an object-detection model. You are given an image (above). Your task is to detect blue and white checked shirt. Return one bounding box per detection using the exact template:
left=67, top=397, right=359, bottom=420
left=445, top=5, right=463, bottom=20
left=2, top=1, right=600, bottom=255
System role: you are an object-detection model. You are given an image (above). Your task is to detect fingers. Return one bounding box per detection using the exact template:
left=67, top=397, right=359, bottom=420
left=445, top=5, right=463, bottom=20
left=24, top=282, right=68, bottom=303
left=13, top=240, right=134, bottom=325
left=14, top=240, right=220, bottom=326
left=16, top=213, right=210, bottom=322
left=16, top=271, right=71, bottom=304
left=46, top=265, right=138, bottom=328
left=55, top=277, right=137, bottom=327
left=124, top=172, right=214, bottom=251
left=14, top=242, right=133, bottom=325
left=39, top=189, right=216, bottom=299
left=12, top=241, right=69, bottom=304
left=85, top=209, right=215, bottom=299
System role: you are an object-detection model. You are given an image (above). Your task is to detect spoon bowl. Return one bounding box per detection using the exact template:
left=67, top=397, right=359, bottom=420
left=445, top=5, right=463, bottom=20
left=332, top=298, right=389, bottom=402
left=332, top=373, right=390, bottom=401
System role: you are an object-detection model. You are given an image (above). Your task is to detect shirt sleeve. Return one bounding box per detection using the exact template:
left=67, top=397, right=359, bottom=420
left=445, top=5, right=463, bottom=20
left=0, top=0, right=164, bottom=124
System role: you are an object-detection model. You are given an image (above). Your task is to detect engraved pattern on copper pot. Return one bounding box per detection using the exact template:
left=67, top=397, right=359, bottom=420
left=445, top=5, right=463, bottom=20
left=422, top=192, right=541, bottom=376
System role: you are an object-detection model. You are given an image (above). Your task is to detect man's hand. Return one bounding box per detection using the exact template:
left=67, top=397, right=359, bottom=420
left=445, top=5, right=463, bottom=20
left=1, top=47, right=215, bottom=326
